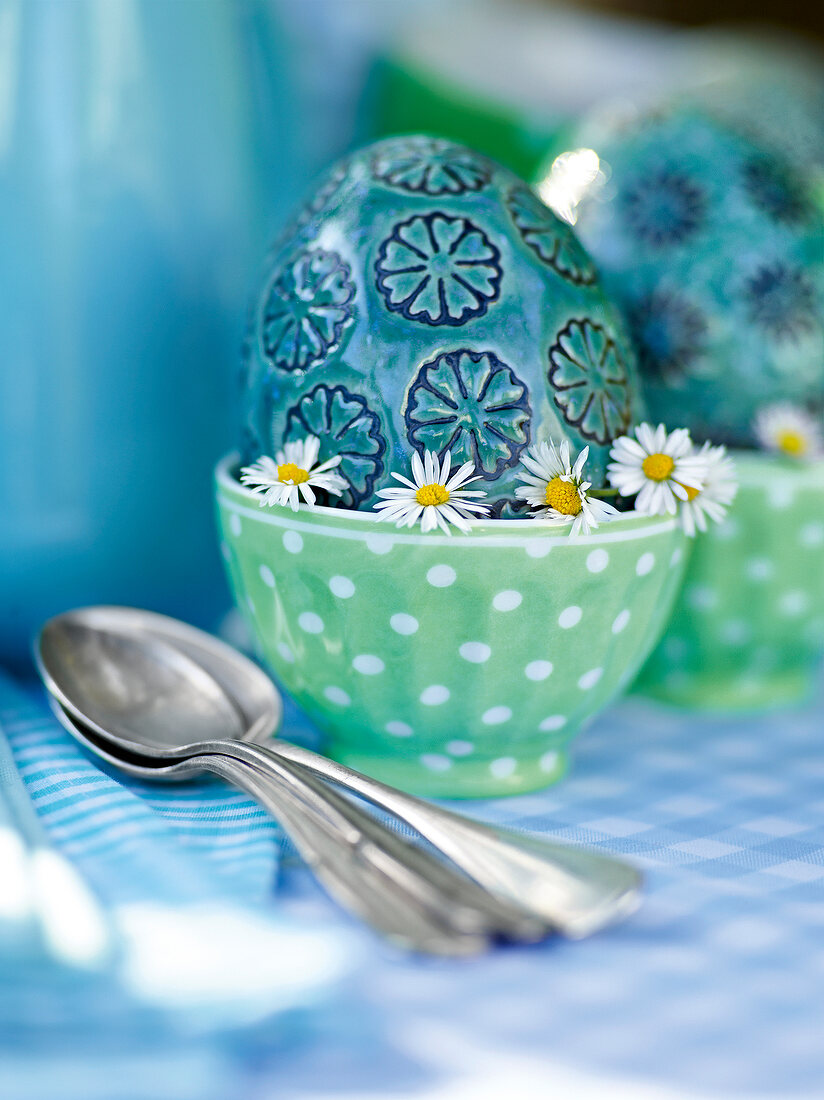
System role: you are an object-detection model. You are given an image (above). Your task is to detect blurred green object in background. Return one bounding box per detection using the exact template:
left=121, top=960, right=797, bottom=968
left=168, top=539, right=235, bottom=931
left=364, top=55, right=565, bottom=182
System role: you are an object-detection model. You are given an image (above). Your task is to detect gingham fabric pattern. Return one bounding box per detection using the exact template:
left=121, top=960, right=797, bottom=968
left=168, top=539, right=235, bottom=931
left=2, top=669, right=823, bottom=1099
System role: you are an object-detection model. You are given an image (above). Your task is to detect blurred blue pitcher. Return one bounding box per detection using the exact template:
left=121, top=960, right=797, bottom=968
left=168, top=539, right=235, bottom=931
left=0, top=0, right=295, bottom=670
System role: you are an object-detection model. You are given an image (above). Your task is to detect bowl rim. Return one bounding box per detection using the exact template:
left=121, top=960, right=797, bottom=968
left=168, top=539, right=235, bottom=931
left=215, top=453, right=685, bottom=548
left=728, top=449, right=824, bottom=487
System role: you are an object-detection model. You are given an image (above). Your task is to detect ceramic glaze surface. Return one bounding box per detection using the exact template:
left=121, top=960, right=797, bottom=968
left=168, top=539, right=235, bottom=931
left=216, top=456, right=688, bottom=798
left=638, top=454, right=824, bottom=711
left=560, top=100, right=824, bottom=447
left=241, top=136, right=644, bottom=512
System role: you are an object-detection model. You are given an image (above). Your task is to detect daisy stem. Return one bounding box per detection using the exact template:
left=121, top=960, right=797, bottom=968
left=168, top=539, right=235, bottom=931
left=588, top=488, right=620, bottom=498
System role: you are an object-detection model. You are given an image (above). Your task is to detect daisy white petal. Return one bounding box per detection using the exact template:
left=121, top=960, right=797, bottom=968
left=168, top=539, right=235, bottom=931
left=373, top=449, right=490, bottom=535
left=515, top=438, right=618, bottom=537
left=240, top=436, right=347, bottom=511
left=753, top=403, right=823, bottom=461
left=608, top=423, right=708, bottom=517
left=678, top=443, right=738, bottom=538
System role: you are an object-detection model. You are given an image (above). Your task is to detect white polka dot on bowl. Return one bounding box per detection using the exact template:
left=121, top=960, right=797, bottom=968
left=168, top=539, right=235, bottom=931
left=420, top=754, right=452, bottom=772
left=420, top=685, right=450, bottom=706
left=636, top=552, right=655, bottom=576
left=525, top=660, right=553, bottom=681
left=427, top=564, right=456, bottom=588
left=298, top=611, right=324, bottom=634
left=329, top=575, right=355, bottom=599
left=446, top=740, right=474, bottom=757
left=352, top=654, right=385, bottom=675
left=390, top=613, right=418, bottom=635
left=482, top=706, right=512, bottom=726
left=670, top=547, right=683, bottom=568
left=558, top=605, right=582, bottom=629
left=746, top=558, right=773, bottom=582
left=525, top=539, right=553, bottom=559
left=578, top=667, right=603, bottom=691
left=324, top=686, right=350, bottom=706
left=489, top=757, right=517, bottom=779
left=779, top=590, right=809, bottom=617
left=283, top=530, right=303, bottom=554
left=800, top=522, right=824, bottom=548
left=539, top=715, right=566, bottom=732
left=586, top=549, right=609, bottom=573
left=365, top=533, right=393, bottom=555
left=276, top=642, right=295, bottom=664
left=493, top=590, right=522, bottom=611
left=612, top=609, right=631, bottom=635
left=259, top=564, right=275, bottom=588
left=459, top=641, right=491, bottom=664
left=539, top=751, right=560, bottom=773
left=229, top=514, right=242, bottom=537
left=386, top=720, right=413, bottom=737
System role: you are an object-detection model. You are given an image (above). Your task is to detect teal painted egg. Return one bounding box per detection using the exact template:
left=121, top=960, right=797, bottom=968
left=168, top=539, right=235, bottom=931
left=556, top=97, right=824, bottom=447
left=240, top=136, right=644, bottom=511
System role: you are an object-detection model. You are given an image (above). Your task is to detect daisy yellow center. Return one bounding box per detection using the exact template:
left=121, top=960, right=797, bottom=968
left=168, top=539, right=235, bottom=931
left=777, top=430, right=807, bottom=456
left=544, top=476, right=582, bottom=516
left=415, top=482, right=450, bottom=507
left=277, top=462, right=310, bottom=484
left=642, top=453, right=675, bottom=481
left=681, top=484, right=701, bottom=501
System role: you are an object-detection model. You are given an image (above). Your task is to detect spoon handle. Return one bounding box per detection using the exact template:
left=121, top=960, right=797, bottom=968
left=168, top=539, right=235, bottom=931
left=193, top=751, right=488, bottom=956
left=206, top=742, right=546, bottom=944
left=265, top=739, right=642, bottom=938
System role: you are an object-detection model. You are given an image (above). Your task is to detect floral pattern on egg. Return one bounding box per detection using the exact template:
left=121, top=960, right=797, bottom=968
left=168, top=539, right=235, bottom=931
left=283, top=384, right=386, bottom=507
left=743, top=263, right=818, bottom=344
left=241, top=135, right=644, bottom=506
left=372, top=137, right=491, bottom=195
left=261, top=249, right=355, bottom=372
left=626, top=289, right=708, bottom=384
left=548, top=320, right=633, bottom=445
left=565, top=99, right=824, bottom=444
left=405, top=350, right=530, bottom=478
left=620, top=168, right=706, bottom=248
left=506, top=185, right=597, bottom=286
left=374, top=213, right=502, bottom=326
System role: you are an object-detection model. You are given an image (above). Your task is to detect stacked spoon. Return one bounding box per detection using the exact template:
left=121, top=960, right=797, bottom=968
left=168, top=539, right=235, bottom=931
left=36, top=607, right=642, bottom=955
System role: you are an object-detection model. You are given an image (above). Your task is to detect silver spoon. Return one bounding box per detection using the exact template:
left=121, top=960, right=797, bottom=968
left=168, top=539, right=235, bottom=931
left=48, top=700, right=496, bottom=956
left=36, top=615, right=545, bottom=947
left=40, top=607, right=642, bottom=937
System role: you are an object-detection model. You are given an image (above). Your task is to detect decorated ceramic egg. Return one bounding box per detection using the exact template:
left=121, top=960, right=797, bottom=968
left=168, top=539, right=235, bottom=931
left=552, top=97, right=824, bottom=447
left=240, top=136, right=644, bottom=511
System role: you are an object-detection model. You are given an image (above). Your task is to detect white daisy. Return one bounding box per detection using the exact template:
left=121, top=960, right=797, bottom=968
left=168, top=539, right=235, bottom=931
left=373, top=450, right=490, bottom=534
left=753, top=403, right=823, bottom=460
left=240, top=436, right=347, bottom=511
left=515, top=439, right=618, bottom=537
left=608, top=423, right=708, bottom=517
left=678, top=442, right=738, bottom=537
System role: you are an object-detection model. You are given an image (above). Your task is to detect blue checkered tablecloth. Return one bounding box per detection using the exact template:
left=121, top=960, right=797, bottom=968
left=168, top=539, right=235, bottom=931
left=2, top=670, right=823, bottom=1099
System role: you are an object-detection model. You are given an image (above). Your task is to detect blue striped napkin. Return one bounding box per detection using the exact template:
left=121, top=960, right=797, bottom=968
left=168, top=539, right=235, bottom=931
left=0, top=671, right=354, bottom=1100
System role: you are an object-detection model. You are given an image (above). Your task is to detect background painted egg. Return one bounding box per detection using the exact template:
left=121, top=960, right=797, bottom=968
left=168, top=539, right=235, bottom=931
left=552, top=96, right=824, bottom=447
left=240, top=136, right=644, bottom=512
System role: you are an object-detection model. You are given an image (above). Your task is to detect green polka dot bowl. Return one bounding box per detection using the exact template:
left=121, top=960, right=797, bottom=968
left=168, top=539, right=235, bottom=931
left=637, top=453, right=824, bottom=712
left=216, top=455, right=689, bottom=797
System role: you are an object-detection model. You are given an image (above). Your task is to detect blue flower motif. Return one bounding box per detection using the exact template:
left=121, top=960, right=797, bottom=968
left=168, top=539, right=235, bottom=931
left=742, top=156, right=811, bottom=226
left=283, top=384, right=386, bottom=506
left=548, top=320, right=632, bottom=445
left=744, top=263, right=818, bottom=343
left=507, top=185, right=596, bottom=286
left=375, top=213, right=502, bottom=327
left=372, top=138, right=491, bottom=195
left=405, top=349, right=530, bottom=478
left=620, top=168, right=706, bottom=247
left=627, top=289, right=707, bottom=383
left=261, top=249, right=355, bottom=373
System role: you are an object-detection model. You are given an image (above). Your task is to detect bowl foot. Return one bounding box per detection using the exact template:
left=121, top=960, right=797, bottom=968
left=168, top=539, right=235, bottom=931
left=636, top=666, right=817, bottom=714
left=323, top=744, right=569, bottom=799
